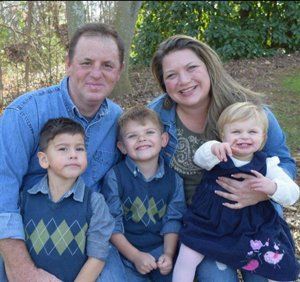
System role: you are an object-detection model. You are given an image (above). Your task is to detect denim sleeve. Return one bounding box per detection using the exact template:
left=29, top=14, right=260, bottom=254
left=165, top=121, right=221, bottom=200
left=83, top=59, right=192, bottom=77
left=101, top=169, right=124, bottom=234
left=161, top=173, right=187, bottom=235
left=263, top=107, right=296, bottom=179
left=0, top=109, right=35, bottom=240
left=86, top=192, right=115, bottom=261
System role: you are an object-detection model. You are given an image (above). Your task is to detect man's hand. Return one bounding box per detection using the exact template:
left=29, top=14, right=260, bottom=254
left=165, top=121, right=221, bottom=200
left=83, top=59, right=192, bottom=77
left=5, top=258, right=61, bottom=282
left=215, top=173, right=268, bottom=209
left=0, top=239, right=61, bottom=282
left=157, top=253, right=173, bottom=275
left=132, top=251, right=157, bottom=275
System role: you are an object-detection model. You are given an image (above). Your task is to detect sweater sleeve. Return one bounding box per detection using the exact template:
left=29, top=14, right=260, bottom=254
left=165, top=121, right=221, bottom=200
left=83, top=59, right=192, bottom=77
left=193, top=140, right=221, bottom=170
left=161, top=173, right=186, bottom=235
left=86, top=192, right=115, bottom=261
left=266, top=157, right=300, bottom=206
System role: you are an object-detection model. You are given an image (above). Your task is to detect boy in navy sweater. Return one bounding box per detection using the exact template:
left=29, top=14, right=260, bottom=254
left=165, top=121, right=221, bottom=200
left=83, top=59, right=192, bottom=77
left=102, top=106, right=186, bottom=281
left=20, top=118, right=114, bottom=282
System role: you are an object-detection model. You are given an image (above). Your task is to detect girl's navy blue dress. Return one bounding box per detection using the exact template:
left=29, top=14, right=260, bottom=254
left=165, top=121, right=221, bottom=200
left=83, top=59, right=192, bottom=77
left=180, top=152, right=299, bottom=281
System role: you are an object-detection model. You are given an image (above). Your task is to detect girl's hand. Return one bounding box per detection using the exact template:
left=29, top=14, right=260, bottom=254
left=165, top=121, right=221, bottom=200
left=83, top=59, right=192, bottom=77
left=211, top=142, right=232, bottom=162
left=215, top=173, right=268, bottom=209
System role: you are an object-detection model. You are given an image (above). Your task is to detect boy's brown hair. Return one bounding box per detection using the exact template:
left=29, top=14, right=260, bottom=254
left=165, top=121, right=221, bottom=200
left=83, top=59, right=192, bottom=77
left=39, top=117, right=85, bottom=152
left=118, top=105, right=164, bottom=140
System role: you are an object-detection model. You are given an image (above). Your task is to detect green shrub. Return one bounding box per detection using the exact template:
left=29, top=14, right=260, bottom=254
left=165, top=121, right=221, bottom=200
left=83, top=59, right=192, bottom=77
left=131, top=1, right=300, bottom=66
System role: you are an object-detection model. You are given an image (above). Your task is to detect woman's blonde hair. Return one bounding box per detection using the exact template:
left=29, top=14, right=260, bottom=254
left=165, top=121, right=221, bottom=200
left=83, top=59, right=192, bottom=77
left=217, top=102, right=268, bottom=149
left=151, top=35, right=264, bottom=139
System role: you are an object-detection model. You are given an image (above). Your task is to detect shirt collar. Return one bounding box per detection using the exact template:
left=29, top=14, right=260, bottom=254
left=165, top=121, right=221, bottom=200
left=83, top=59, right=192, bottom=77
left=61, top=77, right=109, bottom=122
left=27, top=174, right=86, bottom=202
left=124, top=155, right=165, bottom=181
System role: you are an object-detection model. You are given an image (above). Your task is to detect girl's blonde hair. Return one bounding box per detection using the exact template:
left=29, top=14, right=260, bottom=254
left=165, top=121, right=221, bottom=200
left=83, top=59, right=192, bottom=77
left=151, top=35, right=264, bottom=139
left=217, top=102, right=268, bottom=149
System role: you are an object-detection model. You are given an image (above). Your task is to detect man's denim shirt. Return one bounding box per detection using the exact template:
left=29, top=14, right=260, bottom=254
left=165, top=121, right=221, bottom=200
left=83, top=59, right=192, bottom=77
left=0, top=77, right=122, bottom=240
left=26, top=175, right=114, bottom=261
left=101, top=156, right=187, bottom=235
left=148, top=94, right=296, bottom=179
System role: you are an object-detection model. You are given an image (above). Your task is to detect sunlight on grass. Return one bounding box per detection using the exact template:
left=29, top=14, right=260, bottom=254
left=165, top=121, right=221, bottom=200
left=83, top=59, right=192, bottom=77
left=282, top=74, right=300, bottom=93
left=275, top=71, right=300, bottom=154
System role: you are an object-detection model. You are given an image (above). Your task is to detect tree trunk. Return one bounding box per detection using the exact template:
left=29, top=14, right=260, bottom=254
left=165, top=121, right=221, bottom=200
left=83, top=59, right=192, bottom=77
left=65, top=1, right=86, bottom=40
left=112, top=1, right=142, bottom=99
left=24, top=1, right=33, bottom=90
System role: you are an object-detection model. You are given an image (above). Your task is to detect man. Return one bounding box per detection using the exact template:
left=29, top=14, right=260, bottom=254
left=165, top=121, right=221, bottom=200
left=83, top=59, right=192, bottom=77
left=0, top=23, right=124, bottom=281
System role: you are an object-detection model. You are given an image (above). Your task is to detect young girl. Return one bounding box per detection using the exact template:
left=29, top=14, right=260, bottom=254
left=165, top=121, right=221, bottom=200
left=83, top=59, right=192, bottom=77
left=173, top=102, right=300, bottom=281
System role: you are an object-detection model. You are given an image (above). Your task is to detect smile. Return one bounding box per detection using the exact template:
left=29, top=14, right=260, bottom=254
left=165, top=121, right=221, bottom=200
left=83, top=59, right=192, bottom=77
left=136, top=145, right=151, bottom=151
left=236, top=143, right=252, bottom=148
left=179, top=85, right=197, bottom=95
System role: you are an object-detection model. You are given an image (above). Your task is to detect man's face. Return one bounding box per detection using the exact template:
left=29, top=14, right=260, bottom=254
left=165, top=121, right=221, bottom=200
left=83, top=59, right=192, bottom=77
left=67, top=35, right=123, bottom=117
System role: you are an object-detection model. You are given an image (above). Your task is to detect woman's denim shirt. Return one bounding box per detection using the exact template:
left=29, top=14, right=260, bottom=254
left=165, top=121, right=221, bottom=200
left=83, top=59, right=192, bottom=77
left=148, top=94, right=296, bottom=179
left=0, top=77, right=122, bottom=240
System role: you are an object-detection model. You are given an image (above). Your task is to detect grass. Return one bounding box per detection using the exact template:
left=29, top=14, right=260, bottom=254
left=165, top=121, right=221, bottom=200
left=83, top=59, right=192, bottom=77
left=271, top=71, right=300, bottom=155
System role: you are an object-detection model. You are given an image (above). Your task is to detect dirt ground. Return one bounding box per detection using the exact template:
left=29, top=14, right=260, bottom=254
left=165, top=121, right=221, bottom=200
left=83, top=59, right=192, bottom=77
left=113, top=51, right=300, bottom=261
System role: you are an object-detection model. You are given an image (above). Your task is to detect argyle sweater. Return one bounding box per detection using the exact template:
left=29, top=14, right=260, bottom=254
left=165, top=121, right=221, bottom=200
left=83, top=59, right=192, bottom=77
left=114, top=161, right=175, bottom=252
left=21, top=186, right=92, bottom=282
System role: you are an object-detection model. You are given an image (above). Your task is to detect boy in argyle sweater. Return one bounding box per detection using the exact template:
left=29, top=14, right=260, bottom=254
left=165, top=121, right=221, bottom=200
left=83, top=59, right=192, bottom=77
left=20, top=118, right=114, bottom=281
left=101, top=106, right=186, bottom=282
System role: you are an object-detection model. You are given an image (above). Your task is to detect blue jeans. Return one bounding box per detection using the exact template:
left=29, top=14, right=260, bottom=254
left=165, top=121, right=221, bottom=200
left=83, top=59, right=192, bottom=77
left=97, top=245, right=127, bottom=282
left=0, top=256, right=8, bottom=282
left=195, top=257, right=268, bottom=282
left=121, top=245, right=172, bottom=282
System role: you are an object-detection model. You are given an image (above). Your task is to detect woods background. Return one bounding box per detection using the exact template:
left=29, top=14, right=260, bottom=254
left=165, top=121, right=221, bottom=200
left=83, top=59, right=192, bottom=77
left=0, top=1, right=299, bottom=106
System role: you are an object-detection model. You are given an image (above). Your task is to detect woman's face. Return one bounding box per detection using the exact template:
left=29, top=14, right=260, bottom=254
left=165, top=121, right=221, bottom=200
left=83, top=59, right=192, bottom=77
left=162, top=49, right=211, bottom=109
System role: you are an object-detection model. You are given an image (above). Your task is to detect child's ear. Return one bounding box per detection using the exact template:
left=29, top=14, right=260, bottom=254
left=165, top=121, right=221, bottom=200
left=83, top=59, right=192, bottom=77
left=37, top=152, right=49, bottom=169
left=161, top=132, right=169, bottom=148
left=117, top=141, right=127, bottom=155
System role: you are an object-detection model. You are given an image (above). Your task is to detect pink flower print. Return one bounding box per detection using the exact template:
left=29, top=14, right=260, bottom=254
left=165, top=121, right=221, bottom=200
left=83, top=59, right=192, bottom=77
left=242, top=259, right=259, bottom=271
left=264, top=251, right=284, bottom=265
left=250, top=240, right=263, bottom=251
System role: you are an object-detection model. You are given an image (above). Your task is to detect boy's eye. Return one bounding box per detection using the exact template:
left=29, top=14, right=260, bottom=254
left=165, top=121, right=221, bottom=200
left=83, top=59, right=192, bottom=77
left=58, top=147, right=67, bottom=151
left=232, top=130, right=240, bottom=134
left=127, top=134, right=137, bottom=139
left=76, top=147, right=86, bottom=152
left=249, top=130, right=257, bottom=134
left=146, top=130, right=156, bottom=135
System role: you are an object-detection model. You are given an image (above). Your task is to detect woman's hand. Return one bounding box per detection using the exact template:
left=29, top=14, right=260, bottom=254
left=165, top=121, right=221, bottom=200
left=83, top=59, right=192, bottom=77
left=215, top=173, right=268, bottom=209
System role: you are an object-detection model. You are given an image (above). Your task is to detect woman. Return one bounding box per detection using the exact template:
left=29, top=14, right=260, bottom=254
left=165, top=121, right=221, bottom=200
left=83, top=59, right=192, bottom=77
left=148, top=35, right=296, bottom=281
